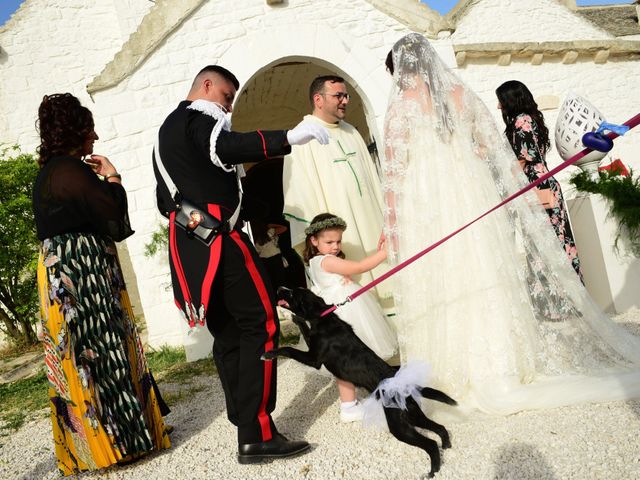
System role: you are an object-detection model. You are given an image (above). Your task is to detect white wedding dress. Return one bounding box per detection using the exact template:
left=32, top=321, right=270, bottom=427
left=308, top=255, right=397, bottom=360
left=383, top=34, right=640, bottom=418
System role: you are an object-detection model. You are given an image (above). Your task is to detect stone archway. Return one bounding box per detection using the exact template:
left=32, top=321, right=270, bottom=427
left=215, top=22, right=393, bottom=145
left=232, top=59, right=374, bottom=147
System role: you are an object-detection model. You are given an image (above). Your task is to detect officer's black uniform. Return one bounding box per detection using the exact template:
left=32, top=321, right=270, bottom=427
left=154, top=100, right=291, bottom=444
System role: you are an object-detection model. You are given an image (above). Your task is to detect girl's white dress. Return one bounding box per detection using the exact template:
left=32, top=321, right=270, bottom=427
left=308, top=255, right=398, bottom=360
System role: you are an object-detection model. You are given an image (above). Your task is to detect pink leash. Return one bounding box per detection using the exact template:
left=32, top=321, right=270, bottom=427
left=321, top=112, right=640, bottom=316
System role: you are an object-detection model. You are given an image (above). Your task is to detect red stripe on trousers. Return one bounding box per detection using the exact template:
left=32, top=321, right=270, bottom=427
left=200, top=205, right=223, bottom=315
left=169, top=211, right=194, bottom=325
left=230, top=230, right=276, bottom=441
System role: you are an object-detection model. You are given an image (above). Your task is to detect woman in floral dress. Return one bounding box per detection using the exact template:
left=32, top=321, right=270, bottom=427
left=32, top=93, right=170, bottom=475
left=496, top=80, right=583, bottom=280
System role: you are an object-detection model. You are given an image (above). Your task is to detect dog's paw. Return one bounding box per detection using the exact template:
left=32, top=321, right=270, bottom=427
left=261, top=351, right=277, bottom=361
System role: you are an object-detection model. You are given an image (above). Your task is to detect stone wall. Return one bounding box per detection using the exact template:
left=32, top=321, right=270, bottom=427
left=456, top=58, right=640, bottom=184
left=450, top=0, right=640, bottom=180
left=0, top=0, right=154, bottom=321
left=0, top=0, right=153, bottom=148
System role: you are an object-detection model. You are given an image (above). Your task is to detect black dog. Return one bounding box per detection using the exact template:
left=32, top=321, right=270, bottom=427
left=262, top=287, right=457, bottom=477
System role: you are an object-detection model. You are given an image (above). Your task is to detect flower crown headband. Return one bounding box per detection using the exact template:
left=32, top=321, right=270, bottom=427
left=304, top=216, right=347, bottom=237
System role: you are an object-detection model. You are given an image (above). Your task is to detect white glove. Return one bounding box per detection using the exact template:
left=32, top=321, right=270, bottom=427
left=286, top=121, right=330, bottom=146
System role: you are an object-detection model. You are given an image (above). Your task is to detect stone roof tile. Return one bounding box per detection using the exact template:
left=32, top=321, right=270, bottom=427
left=576, top=5, right=639, bottom=38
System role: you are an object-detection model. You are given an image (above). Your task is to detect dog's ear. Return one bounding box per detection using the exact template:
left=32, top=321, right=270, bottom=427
left=284, top=288, right=334, bottom=321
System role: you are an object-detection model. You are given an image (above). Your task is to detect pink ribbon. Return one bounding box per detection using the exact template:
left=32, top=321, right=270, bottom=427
left=321, top=112, right=640, bottom=316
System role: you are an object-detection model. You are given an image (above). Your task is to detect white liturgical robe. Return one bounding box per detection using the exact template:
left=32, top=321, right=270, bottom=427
left=283, top=114, right=392, bottom=303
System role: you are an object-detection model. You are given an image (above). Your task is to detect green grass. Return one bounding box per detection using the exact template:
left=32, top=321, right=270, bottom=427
left=145, top=346, right=215, bottom=407
left=2, top=411, right=28, bottom=432
left=156, top=357, right=216, bottom=383
left=146, top=345, right=187, bottom=373
left=146, top=345, right=216, bottom=383
left=0, top=370, right=49, bottom=432
left=161, top=385, right=207, bottom=407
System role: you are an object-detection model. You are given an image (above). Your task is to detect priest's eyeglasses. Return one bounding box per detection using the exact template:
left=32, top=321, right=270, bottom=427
left=321, top=92, right=350, bottom=102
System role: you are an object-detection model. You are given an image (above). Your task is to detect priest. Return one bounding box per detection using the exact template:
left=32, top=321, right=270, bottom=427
left=283, top=75, right=391, bottom=303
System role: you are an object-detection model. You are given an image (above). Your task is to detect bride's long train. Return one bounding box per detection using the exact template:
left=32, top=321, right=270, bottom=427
left=383, top=33, right=640, bottom=419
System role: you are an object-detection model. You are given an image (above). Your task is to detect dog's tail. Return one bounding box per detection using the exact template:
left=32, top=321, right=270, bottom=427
left=420, top=387, right=457, bottom=406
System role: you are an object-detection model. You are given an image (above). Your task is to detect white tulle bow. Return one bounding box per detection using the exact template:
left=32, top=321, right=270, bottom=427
left=362, top=361, right=431, bottom=431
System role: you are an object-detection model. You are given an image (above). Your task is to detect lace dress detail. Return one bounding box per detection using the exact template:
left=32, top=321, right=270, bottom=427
left=382, top=33, right=640, bottom=417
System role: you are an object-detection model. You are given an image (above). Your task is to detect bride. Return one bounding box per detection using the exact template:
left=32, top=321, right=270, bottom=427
left=382, top=33, right=640, bottom=417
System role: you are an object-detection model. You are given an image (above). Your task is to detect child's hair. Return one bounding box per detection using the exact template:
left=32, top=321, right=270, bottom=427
left=302, top=213, right=347, bottom=264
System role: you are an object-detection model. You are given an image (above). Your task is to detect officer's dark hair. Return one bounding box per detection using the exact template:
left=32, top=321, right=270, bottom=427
left=309, top=75, right=345, bottom=107
left=194, top=65, right=240, bottom=90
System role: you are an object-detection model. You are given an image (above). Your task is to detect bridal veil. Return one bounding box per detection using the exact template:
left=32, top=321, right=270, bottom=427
left=382, top=33, right=640, bottom=416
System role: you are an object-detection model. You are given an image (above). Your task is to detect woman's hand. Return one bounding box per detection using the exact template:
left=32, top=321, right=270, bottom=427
left=85, top=154, right=117, bottom=177
left=85, top=154, right=121, bottom=183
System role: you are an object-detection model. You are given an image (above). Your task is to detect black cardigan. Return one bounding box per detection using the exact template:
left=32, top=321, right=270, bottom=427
left=32, top=155, right=133, bottom=241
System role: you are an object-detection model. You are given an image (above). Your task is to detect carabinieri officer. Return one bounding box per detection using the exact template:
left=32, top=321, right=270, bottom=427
left=153, top=65, right=328, bottom=463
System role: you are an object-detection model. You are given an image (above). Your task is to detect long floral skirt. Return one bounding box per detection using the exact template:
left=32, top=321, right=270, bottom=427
left=542, top=177, right=583, bottom=282
left=36, top=233, right=170, bottom=476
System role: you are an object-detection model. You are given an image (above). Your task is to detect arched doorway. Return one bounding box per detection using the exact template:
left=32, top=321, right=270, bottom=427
left=232, top=58, right=381, bottom=289
left=233, top=59, right=375, bottom=147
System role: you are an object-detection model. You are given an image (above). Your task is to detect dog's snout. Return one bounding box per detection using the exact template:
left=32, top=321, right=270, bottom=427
left=277, top=286, right=292, bottom=297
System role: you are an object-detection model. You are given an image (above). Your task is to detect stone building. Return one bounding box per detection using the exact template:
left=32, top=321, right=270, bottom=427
left=1, top=0, right=639, bottom=358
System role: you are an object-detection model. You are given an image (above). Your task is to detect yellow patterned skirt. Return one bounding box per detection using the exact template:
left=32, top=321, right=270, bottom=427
left=37, top=233, right=170, bottom=476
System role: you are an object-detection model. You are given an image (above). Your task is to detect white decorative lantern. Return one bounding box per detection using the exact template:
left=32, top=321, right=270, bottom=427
left=554, top=92, right=607, bottom=173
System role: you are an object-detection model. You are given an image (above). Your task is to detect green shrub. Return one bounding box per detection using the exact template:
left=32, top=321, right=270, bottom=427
left=570, top=169, right=640, bottom=256
left=0, top=145, right=40, bottom=346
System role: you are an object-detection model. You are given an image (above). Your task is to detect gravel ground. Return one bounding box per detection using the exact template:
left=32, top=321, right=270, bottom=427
left=2, top=309, right=640, bottom=480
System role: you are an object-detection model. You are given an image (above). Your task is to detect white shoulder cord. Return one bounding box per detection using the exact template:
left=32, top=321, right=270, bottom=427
left=154, top=99, right=243, bottom=229
left=188, top=100, right=243, bottom=230
left=154, top=139, right=178, bottom=201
